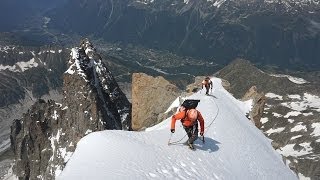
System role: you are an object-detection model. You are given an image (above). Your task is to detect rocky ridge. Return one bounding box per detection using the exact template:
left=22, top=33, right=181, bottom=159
left=216, top=59, right=320, bottom=179
left=10, top=39, right=131, bottom=179
left=242, top=86, right=266, bottom=128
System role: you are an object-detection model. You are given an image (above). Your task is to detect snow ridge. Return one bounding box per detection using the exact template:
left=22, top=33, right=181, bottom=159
left=58, top=78, right=297, bottom=180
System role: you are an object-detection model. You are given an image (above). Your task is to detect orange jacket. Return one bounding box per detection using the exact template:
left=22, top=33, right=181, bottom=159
left=171, top=110, right=205, bottom=133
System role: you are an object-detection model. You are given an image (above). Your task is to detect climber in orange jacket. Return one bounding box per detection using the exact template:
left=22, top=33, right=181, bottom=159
left=170, top=106, right=205, bottom=149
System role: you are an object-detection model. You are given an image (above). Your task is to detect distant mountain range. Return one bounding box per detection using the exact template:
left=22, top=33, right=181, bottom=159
left=1, top=0, right=320, bottom=179
left=1, top=0, right=320, bottom=70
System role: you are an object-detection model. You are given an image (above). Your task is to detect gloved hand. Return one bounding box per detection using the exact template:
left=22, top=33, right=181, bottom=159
left=200, top=132, right=204, bottom=136
left=171, top=129, right=175, bottom=133
left=211, top=87, right=213, bottom=90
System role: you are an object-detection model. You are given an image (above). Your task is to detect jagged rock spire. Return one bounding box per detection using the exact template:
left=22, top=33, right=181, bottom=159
left=65, top=38, right=131, bottom=130
left=10, top=39, right=131, bottom=179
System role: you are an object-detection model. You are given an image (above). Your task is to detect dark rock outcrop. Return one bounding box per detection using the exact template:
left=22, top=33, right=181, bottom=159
left=0, top=44, right=68, bottom=173
left=10, top=100, right=61, bottom=179
left=10, top=39, right=131, bottom=179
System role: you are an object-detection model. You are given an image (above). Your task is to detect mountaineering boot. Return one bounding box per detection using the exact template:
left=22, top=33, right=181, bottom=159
left=187, top=140, right=195, bottom=150
left=188, top=143, right=195, bottom=150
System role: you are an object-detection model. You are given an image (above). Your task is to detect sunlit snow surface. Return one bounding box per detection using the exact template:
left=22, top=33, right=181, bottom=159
left=58, top=78, right=297, bottom=180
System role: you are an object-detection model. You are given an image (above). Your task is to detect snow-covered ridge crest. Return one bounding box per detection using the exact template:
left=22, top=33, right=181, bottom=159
left=66, top=39, right=100, bottom=81
left=58, top=77, right=297, bottom=180
left=65, top=39, right=125, bottom=105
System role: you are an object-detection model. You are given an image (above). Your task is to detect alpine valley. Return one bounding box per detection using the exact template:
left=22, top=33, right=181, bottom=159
left=0, top=0, right=319, bottom=179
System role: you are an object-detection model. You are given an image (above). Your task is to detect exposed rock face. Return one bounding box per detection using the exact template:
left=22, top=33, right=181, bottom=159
left=10, top=39, right=131, bottom=179
left=132, top=73, right=181, bottom=131
left=242, top=86, right=266, bottom=128
left=10, top=100, right=61, bottom=180
left=66, top=39, right=131, bottom=131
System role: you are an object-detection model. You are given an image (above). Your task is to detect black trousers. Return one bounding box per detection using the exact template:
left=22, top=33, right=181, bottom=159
left=183, top=123, right=198, bottom=144
left=205, top=86, right=210, bottom=94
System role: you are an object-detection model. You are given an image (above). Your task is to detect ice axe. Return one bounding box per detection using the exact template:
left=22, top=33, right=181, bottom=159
left=168, top=133, right=173, bottom=145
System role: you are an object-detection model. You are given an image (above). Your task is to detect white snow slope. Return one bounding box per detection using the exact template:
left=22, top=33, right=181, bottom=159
left=58, top=78, right=297, bottom=180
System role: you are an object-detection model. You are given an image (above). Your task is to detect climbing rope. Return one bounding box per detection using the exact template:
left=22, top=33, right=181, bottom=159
left=203, top=98, right=219, bottom=134
left=168, top=96, right=220, bottom=145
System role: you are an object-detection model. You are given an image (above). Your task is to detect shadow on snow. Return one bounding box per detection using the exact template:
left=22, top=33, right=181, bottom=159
left=194, top=137, right=220, bottom=153
left=169, top=137, right=220, bottom=153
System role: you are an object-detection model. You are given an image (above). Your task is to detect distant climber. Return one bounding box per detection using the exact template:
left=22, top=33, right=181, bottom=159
left=202, top=76, right=213, bottom=95
left=170, top=99, right=204, bottom=149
